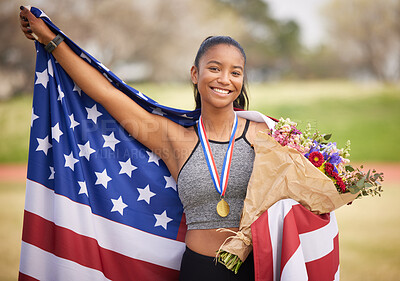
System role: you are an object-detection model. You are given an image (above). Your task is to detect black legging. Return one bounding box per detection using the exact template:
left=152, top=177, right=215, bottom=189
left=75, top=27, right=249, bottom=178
left=179, top=247, right=255, bottom=281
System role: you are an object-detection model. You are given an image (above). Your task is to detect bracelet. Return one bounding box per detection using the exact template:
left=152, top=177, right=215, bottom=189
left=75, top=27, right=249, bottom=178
left=44, top=34, right=64, bottom=53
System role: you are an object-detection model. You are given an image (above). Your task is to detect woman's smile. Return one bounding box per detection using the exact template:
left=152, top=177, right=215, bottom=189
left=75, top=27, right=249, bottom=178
left=211, top=87, right=232, bottom=96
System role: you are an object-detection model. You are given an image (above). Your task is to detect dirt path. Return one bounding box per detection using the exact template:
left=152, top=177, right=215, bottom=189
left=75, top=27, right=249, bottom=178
left=0, top=162, right=399, bottom=183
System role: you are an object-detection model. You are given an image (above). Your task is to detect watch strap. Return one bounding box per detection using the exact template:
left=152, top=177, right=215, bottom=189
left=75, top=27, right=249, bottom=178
left=44, top=34, right=64, bottom=53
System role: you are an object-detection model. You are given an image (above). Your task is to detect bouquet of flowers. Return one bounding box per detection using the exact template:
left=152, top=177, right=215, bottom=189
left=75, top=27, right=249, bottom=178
left=270, top=118, right=383, bottom=197
left=217, top=117, right=383, bottom=274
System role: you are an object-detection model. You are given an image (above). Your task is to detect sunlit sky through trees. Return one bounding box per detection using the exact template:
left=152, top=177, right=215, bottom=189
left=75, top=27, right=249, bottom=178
left=266, top=0, right=330, bottom=48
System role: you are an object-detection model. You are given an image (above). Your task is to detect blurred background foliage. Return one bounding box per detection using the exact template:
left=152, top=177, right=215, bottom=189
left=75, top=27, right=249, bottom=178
left=1, top=0, right=400, bottom=99
left=0, top=0, right=399, bottom=164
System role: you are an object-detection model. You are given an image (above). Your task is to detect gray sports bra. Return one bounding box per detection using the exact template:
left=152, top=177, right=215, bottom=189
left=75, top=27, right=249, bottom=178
left=177, top=120, right=255, bottom=230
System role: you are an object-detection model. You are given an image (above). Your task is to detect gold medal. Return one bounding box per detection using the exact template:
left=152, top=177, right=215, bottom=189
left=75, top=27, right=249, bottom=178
left=216, top=198, right=230, bottom=217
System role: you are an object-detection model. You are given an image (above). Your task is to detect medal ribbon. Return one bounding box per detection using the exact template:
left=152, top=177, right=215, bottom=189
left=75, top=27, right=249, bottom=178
left=198, top=113, right=238, bottom=196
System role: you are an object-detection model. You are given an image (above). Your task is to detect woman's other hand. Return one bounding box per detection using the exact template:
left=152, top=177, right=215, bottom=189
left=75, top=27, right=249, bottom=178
left=19, top=6, right=55, bottom=45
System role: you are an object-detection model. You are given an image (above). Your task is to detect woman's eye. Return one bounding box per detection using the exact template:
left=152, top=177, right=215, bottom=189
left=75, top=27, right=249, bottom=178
left=209, top=67, right=219, bottom=72
left=232, top=71, right=241, bottom=76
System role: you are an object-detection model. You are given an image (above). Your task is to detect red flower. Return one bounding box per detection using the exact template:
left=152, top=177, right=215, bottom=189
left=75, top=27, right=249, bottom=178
left=308, top=151, right=324, bottom=167
left=336, top=177, right=347, bottom=192
left=325, top=162, right=334, bottom=176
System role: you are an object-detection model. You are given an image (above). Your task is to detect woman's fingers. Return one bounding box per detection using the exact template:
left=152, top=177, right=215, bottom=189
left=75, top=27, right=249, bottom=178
left=19, top=15, right=34, bottom=40
left=20, top=19, right=30, bottom=28
left=19, top=24, right=34, bottom=40
left=19, top=6, right=53, bottom=44
left=19, top=6, right=36, bottom=25
left=19, top=6, right=33, bottom=39
left=21, top=26, right=32, bottom=33
left=24, top=33, right=36, bottom=41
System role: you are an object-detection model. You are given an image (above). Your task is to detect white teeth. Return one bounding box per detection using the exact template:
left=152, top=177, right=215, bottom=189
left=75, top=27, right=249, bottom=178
left=213, top=88, right=229, bottom=94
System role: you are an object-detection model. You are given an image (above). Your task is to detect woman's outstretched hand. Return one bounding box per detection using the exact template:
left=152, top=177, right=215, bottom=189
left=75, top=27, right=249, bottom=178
left=19, top=6, right=55, bottom=45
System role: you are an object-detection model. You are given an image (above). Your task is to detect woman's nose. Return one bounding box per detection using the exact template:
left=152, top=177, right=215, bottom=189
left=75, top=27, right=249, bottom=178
left=217, top=71, right=230, bottom=84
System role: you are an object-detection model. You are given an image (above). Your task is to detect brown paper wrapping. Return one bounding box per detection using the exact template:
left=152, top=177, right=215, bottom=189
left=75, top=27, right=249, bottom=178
left=220, top=131, right=359, bottom=262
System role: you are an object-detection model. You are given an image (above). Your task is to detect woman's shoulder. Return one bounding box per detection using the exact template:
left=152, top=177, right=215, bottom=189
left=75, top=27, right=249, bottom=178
left=245, top=120, right=270, bottom=145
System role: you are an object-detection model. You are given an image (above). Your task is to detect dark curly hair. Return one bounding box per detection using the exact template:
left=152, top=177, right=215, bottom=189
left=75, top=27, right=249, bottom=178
left=192, top=36, right=249, bottom=110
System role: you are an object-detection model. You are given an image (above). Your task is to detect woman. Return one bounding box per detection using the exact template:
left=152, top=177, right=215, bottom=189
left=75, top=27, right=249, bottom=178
left=19, top=6, right=269, bottom=280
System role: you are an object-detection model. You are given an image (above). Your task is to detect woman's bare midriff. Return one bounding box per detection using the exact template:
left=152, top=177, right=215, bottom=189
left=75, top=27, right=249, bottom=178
left=185, top=227, right=239, bottom=257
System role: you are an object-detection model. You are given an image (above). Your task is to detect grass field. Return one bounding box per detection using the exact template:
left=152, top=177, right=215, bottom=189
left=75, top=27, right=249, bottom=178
left=0, top=182, right=25, bottom=281
left=335, top=185, right=400, bottom=281
left=1, top=80, right=400, bottom=163
left=1, top=181, right=399, bottom=281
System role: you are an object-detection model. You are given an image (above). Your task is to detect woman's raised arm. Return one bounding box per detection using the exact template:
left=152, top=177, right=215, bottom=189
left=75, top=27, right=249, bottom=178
left=19, top=6, right=187, bottom=177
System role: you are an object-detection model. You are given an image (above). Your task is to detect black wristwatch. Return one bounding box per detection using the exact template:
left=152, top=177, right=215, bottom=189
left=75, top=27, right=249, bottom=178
left=44, top=34, right=64, bottom=53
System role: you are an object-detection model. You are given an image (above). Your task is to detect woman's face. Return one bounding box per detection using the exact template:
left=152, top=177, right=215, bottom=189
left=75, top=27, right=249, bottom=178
left=191, top=44, right=245, bottom=110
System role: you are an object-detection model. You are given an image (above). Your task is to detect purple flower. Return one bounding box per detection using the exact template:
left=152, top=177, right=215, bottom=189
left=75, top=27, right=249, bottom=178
left=329, top=152, right=342, bottom=166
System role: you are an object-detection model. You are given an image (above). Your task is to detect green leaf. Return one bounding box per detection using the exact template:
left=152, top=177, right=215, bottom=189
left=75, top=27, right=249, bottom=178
left=365, top=182, right=373, bottom=188
left=323, top=134, right=332, bottom=141
left=366, top=169, right=371, bottom=180
left=356, top=178, right=365, bottom=188
left=349, top=185, right=360, bottom=194
left=345, top=165, right=355, bottom=172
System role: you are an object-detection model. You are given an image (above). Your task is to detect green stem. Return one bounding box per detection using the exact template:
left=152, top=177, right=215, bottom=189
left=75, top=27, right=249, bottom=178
left=217, top=251, right=244, bottom=274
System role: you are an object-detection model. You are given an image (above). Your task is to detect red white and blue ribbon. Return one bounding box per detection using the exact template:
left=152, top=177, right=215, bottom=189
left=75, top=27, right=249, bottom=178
left=197, top=113, right=238, bottom=196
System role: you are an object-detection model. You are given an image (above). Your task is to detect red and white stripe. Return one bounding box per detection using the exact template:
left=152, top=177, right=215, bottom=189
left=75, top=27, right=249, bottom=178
left=198, top=117, right=221, bottom=189
left=19, top=180, right=186, bottom=281
left=252, top=199, right=340, bottom=281
left=220, top=143, right=234, bottom=194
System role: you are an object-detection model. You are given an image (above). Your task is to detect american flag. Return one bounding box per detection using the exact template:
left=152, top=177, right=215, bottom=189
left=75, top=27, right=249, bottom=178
left=252, top=199, right=340, bottom=281
left=19, top=7, right=197, bottom=281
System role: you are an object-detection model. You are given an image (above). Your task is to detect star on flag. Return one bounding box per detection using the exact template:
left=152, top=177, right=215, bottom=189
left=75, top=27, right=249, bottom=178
left=78, top=181, right=88, bottom=196
left=36, top=136, right=52, bottom=155
left=57, top=85, right=65, bottom=101
left=151, top=107, right=165, bottom=116
left=78, top=141, right=96, bottom=161
left=146, top=151, right=161, bottom=166
left=119, top=159, right=137, bottom=177
left=86, top=104, right=102, bottom=124
left=164, top=175, right=176, bottom=191
left=31, top=108, right=39, bottom=127
left=95, top=169, right=112, bottom=189
left=35, top=69, right=49, bottom=88
left=51, top=123, right=63, bottom=143
left=64, top=152, right=79, bottom=171
left=80, top=52, right=91, bottom=63
left=47, top=59, right=54, bottom=77
left=49, top=166, right=55, bottom=180
left=69, top=113, right=79, bottom=130
left=154, top=210, right=173, bottom=230
left=103, top=132, right=120, bottom=151
left=137, top=185, right=156, bottom=204
left=72, top=82, right=82, bottom=95
left=111, top=196, right=128, bottom=215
